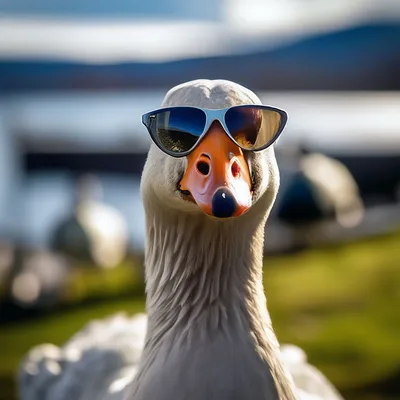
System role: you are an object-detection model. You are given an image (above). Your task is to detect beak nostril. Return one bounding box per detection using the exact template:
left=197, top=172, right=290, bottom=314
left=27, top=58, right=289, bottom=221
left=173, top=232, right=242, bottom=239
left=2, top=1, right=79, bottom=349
left=197, top=161, right=210, bottom=176
left=231, top=161, right=240, bottom=178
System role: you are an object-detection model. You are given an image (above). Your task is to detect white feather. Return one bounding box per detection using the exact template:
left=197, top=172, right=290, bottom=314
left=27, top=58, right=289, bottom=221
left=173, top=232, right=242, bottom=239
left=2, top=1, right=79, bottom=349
left=19, top=314, right=343, bottom=400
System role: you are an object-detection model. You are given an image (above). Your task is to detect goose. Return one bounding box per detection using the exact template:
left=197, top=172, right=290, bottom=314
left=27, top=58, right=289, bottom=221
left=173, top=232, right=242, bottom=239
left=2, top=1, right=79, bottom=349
left=19, top=79, right=345, bottom=400
left=51, top=174, right=128, bottom=269
left=277, top=150, right=364, bottom=228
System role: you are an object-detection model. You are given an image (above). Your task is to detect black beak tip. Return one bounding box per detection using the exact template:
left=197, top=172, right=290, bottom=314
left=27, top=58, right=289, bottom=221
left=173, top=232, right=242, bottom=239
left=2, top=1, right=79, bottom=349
left=211, top=188, right=237, bottom=218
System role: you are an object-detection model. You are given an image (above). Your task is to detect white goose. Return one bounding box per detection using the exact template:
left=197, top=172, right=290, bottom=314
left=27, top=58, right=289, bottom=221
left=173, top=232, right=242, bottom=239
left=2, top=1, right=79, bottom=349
left=19, top=79, right=344, bottom=400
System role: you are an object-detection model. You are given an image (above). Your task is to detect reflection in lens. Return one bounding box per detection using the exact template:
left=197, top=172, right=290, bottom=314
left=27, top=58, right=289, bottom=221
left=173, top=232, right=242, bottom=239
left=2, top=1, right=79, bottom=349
left=149, top=107, right=206, bottom=154
left=225, top=107, right=282, bottom=150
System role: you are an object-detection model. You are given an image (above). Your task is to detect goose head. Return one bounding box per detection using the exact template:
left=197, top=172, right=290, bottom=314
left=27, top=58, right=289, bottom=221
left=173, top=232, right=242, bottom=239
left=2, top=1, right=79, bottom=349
left=141, top=79, right=284, bottom=224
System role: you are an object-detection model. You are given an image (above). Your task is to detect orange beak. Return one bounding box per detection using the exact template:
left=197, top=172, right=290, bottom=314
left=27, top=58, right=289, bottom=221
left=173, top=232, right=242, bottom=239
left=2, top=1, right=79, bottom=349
left=179, top=122, right=253, bottom=218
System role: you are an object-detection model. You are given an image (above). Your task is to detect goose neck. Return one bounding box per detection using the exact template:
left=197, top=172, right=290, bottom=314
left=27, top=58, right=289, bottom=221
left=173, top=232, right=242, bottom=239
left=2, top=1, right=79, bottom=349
left=144, top=211, right=266, bottom=323
left=135, top=208, right=296, bottom=400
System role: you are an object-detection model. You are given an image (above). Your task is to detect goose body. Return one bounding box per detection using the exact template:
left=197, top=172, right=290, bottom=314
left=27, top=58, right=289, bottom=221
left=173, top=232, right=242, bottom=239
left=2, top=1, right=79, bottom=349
left=19, top=79, right=345, bottom=400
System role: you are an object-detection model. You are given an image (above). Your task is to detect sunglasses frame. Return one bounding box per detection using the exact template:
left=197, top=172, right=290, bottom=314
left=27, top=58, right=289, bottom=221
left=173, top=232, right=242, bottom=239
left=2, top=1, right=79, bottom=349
left=142, top=105, right=288, bottom=158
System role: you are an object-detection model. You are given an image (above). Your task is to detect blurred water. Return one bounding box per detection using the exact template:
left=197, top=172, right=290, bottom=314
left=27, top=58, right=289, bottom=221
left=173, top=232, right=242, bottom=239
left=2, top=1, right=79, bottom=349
left=0, top=117, right=20, bottom=238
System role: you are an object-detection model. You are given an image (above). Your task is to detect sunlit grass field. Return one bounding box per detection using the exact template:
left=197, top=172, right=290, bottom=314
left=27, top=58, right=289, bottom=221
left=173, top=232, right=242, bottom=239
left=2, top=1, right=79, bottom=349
left=1, top=230, right=399, bottom=400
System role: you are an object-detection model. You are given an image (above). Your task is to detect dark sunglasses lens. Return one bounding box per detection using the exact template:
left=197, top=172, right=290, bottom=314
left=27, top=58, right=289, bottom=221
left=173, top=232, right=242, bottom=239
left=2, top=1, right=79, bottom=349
left=225, top=107, right=282, bottom=150
left=146, top=107, right=206, bottom=154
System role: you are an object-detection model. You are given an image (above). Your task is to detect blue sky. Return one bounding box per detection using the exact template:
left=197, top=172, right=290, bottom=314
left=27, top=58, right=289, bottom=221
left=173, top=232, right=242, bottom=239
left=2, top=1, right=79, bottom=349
left=0, top=0, right=221, bottom=20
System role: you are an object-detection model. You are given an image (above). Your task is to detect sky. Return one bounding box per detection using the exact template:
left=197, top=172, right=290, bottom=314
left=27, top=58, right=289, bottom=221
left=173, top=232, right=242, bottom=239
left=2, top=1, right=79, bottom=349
left=0, top=0, right=399, bottom=23
left=0, top=0, right=221, bottom=19
left=2, top=0, right=400, bottom=63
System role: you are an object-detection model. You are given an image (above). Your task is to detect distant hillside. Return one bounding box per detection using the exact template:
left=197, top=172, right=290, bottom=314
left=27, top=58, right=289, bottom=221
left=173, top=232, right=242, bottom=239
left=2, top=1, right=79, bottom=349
left=1, top=23, right=400, bottom=91
left=0, top=25, right=400, bottom=91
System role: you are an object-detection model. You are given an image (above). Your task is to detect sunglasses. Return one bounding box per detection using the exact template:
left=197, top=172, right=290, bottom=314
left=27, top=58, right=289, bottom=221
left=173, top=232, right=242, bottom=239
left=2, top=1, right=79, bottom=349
left=142, top=105, right=287, bottom=157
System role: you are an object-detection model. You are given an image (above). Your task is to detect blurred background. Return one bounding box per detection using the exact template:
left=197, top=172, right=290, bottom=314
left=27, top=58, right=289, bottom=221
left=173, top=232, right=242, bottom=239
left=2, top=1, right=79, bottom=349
left=0, top=0, right=400, bottom=399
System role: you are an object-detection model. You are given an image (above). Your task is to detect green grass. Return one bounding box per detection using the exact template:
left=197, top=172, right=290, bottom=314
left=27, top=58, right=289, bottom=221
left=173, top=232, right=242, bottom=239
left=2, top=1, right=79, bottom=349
left=265, top=232, right=400, bottom=391
left=1, top=231, right=400, bottom=399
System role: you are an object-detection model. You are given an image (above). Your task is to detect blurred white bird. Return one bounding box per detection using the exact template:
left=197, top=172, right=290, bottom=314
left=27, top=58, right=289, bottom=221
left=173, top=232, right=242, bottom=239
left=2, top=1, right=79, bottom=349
left=51, top=174, right=128, bottom=269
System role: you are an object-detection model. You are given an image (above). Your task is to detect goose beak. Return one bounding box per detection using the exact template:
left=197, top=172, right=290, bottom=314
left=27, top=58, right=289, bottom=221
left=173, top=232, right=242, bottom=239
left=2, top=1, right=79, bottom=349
left=179, top=122, right=253, bottom=218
